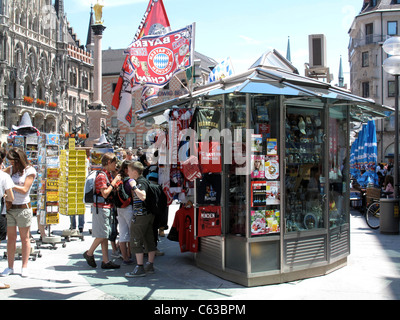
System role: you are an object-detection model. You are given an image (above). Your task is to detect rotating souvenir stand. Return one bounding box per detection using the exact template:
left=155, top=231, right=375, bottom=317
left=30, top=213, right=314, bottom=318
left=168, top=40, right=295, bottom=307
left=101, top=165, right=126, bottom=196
left=36, top=133, right=67, bottom=250
left=59, top=139, right=86, bottom=241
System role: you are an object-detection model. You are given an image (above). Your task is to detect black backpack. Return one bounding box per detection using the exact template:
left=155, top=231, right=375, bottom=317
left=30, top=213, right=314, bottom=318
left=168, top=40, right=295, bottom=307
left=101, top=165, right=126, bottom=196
left=145, top=181, right=167, bottom=216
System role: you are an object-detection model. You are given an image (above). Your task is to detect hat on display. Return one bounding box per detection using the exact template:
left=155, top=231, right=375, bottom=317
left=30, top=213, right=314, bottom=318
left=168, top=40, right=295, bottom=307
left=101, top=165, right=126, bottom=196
left=12, top=112, right=34, bottom=131
left=94, top=133, right=112, bottom=148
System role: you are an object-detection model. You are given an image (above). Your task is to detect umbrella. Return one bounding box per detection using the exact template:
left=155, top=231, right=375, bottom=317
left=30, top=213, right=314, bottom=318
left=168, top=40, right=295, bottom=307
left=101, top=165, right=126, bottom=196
left=365, top=120, right=379, bottom=186
left=357, top=124, right=368, bottom=187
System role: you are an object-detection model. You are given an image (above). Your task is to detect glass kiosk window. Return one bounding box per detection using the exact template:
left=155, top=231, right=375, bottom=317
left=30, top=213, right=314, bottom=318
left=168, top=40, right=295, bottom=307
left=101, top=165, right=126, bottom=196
left=249, top=95, right=280, bottom=237
left=328, top=105, right=349, bottom=228
left=226, top=93, right=247, bottom=236
left=285, top=106, right=326, bottom=232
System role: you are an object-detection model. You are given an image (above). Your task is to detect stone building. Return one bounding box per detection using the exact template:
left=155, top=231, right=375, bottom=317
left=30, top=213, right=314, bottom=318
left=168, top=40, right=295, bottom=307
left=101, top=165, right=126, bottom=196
left=349, top=0, right=400, bottom=161
left=0, top=0, right=93, bottom=142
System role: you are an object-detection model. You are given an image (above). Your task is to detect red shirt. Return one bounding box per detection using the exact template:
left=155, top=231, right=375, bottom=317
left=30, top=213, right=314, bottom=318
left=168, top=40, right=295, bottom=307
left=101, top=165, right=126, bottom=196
left=172, top=207, right=198, bottom=253
left=94, top=170, right=113, bottom=208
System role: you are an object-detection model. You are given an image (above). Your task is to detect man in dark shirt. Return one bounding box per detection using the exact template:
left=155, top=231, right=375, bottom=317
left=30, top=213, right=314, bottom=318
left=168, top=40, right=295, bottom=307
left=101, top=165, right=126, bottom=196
left=125, top=161, right=157, bottom=277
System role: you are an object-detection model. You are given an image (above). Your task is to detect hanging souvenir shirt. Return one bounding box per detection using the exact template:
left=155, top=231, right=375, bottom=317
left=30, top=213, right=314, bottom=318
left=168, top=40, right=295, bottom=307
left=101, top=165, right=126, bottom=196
left=198, top=206, right=221, bottom=237
left=181, top=155, right=202, bottom=181
left=171, top=206, right=198, bottom=253
left=170, top=164, right=184, bottom=194
left=198, top=141, right=222, bottom=173
left=196, top=173, right=221, bottom=205
left=196, top=109, right=221, bottom=140
left=168, top=109, right=194, bottom=165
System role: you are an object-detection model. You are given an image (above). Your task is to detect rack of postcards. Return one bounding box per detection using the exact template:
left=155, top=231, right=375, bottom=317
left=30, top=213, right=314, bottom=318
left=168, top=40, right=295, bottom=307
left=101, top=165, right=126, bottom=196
left=11, top=135, right=40, bottom=216
left=58, top=139, right=86, bottom=217
left=37, top=134, right=61, bottom=226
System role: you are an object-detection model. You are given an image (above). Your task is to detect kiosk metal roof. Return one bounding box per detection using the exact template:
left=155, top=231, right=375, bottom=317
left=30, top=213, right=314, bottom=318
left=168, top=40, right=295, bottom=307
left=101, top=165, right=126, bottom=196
left=137, top=66, right=394, bottom=121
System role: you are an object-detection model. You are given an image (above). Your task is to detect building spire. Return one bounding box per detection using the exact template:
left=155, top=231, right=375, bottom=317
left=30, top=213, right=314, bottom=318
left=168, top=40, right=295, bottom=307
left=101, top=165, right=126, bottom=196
left=338, top=55, right=344, bottom=88
left=55, top=0, right=64, bottom=18
left=86, top=5, right=95, bottom=50
left=286, top=36, right=291, bottom=62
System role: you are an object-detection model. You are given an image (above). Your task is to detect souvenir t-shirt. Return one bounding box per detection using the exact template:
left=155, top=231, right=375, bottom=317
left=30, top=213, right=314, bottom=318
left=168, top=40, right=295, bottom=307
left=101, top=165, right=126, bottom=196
left=11, top=166, right=37, bottom=205
left=196, top=109, right=221, bottom=140
left=0, top=171, right=14, bottom=214
left=196, top=173, right=221, bottom=205
left=198, top=141, right=222, bottom=173
left=198, top=206, right=221, bottom=237
left=173, top=206, right=198, bottom=253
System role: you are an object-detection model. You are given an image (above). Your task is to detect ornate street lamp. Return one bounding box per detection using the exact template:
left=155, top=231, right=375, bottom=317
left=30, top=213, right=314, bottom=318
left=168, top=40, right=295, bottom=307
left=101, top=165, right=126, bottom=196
left=383, top=36, right=400, bottom=199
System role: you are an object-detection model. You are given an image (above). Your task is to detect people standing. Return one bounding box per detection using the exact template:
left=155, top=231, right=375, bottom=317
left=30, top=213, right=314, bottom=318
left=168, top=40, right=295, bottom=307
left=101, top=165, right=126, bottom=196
left=83, top=152, right=121, bottom=269
left=125, top=161, right=156, bottom=277
left=383, top=175, right=395, bottom=198
left=0, top=148, right=14, bottom=289
left=1, top=148, right=36, bottom=278
left=114, top=160, right=134, bottom=264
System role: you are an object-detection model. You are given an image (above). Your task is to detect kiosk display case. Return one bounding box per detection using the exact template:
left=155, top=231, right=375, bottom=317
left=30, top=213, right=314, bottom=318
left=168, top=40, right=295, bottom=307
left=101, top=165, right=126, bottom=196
left=138, top=63, right=393, bottom=287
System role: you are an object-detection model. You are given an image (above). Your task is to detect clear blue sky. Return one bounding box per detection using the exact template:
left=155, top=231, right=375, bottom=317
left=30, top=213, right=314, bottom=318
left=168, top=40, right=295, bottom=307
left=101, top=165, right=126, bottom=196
left=65, top=0, right=362, bottom=87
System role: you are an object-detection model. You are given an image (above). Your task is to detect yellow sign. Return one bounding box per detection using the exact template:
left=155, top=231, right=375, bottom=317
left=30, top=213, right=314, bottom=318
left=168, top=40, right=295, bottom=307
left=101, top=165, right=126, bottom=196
left=46, top=213, right=59, bottom=225
left=47, top=191, right=59, bottom=202
left=394, top=205, right=399, bottom=218
left=46, top=180, right=59, bottom=190
left=69, top=138, right=75, bottom=150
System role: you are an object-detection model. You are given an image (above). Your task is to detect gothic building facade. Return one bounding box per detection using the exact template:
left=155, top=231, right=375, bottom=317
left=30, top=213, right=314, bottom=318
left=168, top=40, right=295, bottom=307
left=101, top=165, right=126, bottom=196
left=0, top=0, right=93, bottom=141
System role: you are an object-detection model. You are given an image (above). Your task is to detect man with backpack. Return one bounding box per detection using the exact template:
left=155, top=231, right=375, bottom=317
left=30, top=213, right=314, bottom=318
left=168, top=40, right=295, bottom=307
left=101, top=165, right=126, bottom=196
left=125, top=161, right=157, bottom=277
left=83, top=153, right=121, bottom=269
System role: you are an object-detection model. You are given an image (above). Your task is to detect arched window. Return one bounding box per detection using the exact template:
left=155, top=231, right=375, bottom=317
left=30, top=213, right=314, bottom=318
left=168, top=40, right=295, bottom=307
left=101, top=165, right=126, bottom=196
left=24, top=79, right=31, bottom=97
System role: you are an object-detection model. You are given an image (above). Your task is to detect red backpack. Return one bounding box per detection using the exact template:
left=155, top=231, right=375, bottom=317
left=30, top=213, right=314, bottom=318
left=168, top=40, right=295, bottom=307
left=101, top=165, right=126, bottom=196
left=114, top=178, right=131, bottom=208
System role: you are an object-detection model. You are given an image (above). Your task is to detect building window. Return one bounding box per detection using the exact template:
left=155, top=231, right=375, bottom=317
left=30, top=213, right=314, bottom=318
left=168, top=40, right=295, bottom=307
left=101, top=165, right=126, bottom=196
left=362, top=51, right=369, bottom=67
left=125, top=133, right=136, bottom=148
left=366, top=23, right=373, bottom=44
left=111, top=117, right=118, bottom=127
left=388, top=21, right=398, bottom=36
left=362, top=82, right=370, bottom=98
left=388, top=80, right=397, bottom=97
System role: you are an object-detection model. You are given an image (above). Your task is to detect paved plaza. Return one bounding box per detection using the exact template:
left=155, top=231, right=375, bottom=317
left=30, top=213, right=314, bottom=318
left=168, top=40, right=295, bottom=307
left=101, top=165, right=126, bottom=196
left=0, top=205, right=399, bottom=300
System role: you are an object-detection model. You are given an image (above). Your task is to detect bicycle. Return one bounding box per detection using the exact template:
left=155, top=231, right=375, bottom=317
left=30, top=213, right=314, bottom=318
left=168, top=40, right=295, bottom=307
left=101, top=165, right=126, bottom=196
left=365, top=191, right=393, bottom=229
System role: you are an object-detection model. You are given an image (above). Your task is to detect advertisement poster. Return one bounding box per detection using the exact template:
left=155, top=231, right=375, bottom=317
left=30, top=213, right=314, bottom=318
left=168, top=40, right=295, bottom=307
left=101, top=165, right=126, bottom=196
left=251, top=155, right=265, bottom=179
left=265, top=156, right=279, bottom=180
left=266, top=181, right=280, bottom=205
left=90, top=148, right=114, bottom=169
left=198, top=206, right=221, bottom=237
left=267, top=138, right=278, bottom=155
left=251, top=181, right=267, bottom=207
left=251, top=134, right=263, bottom=152
left=266, top=210, right=280, bottom=234
left=251, top=210, right=267, bottom=235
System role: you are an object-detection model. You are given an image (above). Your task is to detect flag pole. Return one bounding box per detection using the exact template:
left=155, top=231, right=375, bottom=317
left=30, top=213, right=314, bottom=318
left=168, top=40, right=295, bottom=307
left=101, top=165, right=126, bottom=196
left=190, top=22, right=196, bottom=94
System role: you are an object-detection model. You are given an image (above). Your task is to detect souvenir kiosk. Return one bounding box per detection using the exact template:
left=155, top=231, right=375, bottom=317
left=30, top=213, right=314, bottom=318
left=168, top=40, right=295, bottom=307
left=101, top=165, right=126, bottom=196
left=138, top=54, right=393, bottom=287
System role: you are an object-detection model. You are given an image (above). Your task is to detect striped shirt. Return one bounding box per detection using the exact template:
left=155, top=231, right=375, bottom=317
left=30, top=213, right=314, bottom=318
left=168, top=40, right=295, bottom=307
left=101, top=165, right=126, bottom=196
left=94, top=170, right=113, bottom=208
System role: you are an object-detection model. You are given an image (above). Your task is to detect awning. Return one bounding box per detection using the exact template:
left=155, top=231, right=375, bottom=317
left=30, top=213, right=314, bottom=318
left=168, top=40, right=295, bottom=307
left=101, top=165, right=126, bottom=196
left=137, top=66, right=394, bottom=120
